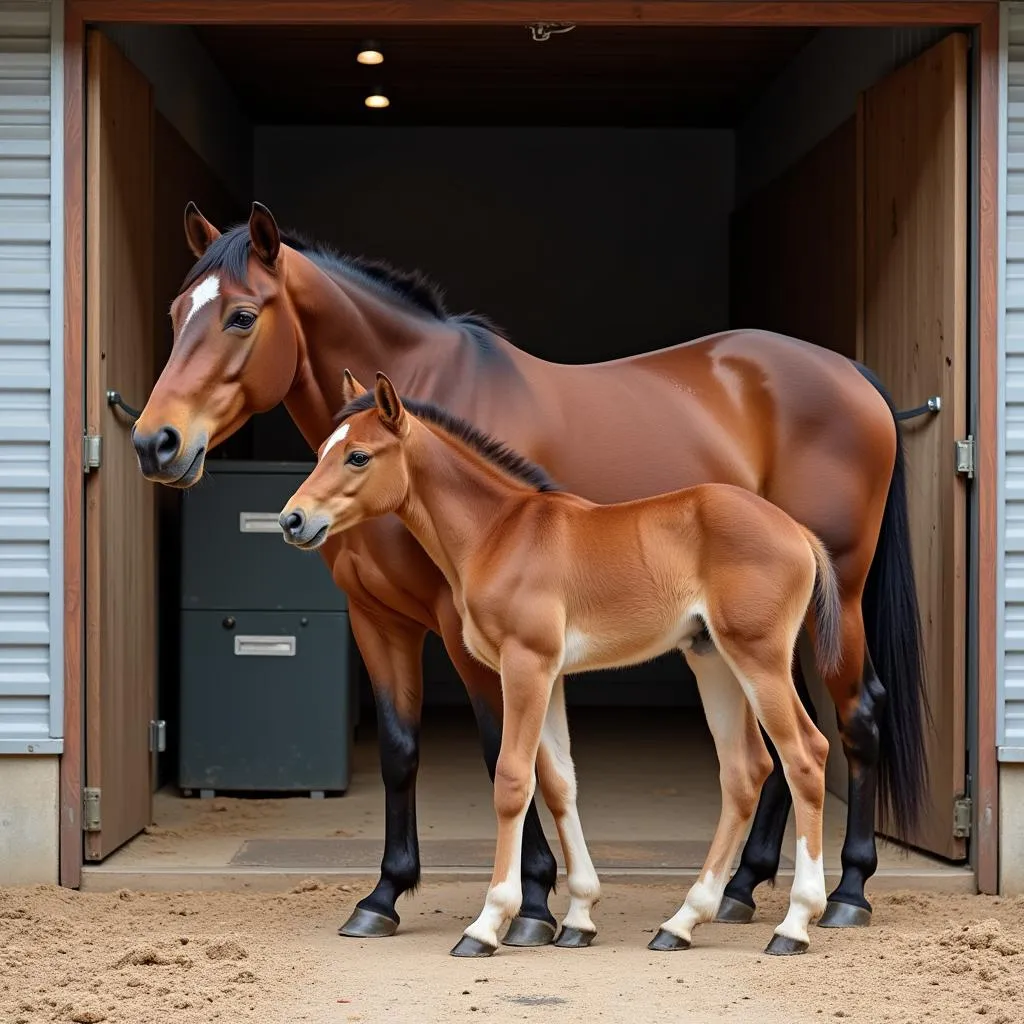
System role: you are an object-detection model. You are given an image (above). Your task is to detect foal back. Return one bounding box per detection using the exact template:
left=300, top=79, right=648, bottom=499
left=466, top=483, right=829, bottom=679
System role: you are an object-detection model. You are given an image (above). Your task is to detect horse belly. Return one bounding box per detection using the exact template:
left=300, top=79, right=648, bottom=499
left=562, top=609, right=696, bottom=676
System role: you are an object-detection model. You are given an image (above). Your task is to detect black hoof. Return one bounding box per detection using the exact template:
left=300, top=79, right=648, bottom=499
left=817, top=900, right=872, bottom=929
left=647, top=928, right=691, bottom=951
left=715, top=895, right=756, bottom=924
left=501, top=916, right=557, bottom=947
left=337, top=906, right=399, bottom=938
left=764, top=933, right=809, bottom=956
left=450, top=934, right=498, bottom=958
left=554, top=926, right=597, bottom=948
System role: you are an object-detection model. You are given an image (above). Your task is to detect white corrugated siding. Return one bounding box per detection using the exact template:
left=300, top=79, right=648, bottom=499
left=0, top=0, right=59, bottom=753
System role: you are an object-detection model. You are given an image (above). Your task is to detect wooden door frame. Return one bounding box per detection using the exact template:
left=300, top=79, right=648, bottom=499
left=59, top=0, right=1001, bottom=891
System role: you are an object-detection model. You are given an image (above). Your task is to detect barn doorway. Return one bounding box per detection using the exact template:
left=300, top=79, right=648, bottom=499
left=78, top=18, right=973, bottom=895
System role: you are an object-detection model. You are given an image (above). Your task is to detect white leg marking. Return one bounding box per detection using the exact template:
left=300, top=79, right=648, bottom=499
left=658, top=653, right=763, bottom=944
left=773, top=836, right=827, bottom=946
left=462, top=791, right=531, bottom=949
left=659, top=870, right=725, bottom=944
left=540, top=680, right=600, bottom=934
left=182, top=274, right=220, bottom=330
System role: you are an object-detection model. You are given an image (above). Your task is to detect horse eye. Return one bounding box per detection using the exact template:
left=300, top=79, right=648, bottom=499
left=346, top=451, right=371, bottom=468
left=228, top=310, right=256, bottom=330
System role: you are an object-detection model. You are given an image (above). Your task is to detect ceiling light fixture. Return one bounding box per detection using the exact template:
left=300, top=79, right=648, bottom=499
left=357, top=42, right=384, bottom=65
left=364, top=88, right=390, bottom=109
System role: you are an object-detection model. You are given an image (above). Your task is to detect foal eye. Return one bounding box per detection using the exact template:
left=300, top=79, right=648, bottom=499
left=227, top=310, right=257, bottom=330
left=346, top=451, right=371, bottom=468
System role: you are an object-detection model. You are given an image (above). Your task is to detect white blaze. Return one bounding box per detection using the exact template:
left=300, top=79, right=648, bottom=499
left=182, top=274, right=220, bottom=330
left=320, top=422, right=350, bottom=461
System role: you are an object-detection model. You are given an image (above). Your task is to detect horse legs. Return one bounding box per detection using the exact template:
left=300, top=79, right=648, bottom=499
left=452, top=644, right=557, bottom=957
left=535, top=675, right=602, bottom=948
left=818, top=596, right=881, bottom=928
left=649, top=652, right=773, bottom=951
left=436, top=603, right=559, bottom=945
left=723, top=644, right=830, bottom=955
left=718, top=651, right=818, bottom=923
left=338, top=603, right=426, bottom=939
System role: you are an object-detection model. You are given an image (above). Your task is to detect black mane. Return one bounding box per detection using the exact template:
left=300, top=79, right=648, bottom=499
left=338, top=391, right=558, bottom=494
left=181, top=223, right=502, bottom=340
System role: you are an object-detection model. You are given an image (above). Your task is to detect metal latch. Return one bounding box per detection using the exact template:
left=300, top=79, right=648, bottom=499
left=953, top=795, right=972, bottom=838
left=83, top=787, right=101, bottom=832
left=954, top=436, right=975, bottom=479
left=149, top=719, right=167, bottom=754
left=83, top=434, right=102, bottom=473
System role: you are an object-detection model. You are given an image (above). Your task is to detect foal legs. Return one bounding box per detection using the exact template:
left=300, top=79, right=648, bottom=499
left=718, top=649, right=817, bottom=923
left=452, top=644, right=557, bottom=957
left=727, top=646, right=830, bottom=954
left=535, top=675, right=602, bottom=948
left=649, top=652, right=773, bottom=951
left=437, top=601, right=559, bottom=945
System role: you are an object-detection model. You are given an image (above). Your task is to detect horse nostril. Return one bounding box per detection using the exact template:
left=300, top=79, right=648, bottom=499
left=154, top=426, right=181, bottom=468
left=280, top=510, right=305, bottom=536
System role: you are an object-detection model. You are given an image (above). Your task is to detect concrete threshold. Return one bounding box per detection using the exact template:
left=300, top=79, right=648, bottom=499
left=79, top=863, right=976, bottom=894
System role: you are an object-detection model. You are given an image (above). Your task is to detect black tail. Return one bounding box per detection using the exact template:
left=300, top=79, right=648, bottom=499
left=855, top=362, right=929, bottom=836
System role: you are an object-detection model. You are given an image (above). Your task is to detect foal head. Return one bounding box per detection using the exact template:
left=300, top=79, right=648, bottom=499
left=133, top=201, right=302, bottom=487
left=279, top=372, right=411, bottom=549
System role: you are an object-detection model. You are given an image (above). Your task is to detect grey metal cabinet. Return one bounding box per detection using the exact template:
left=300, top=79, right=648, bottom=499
left=179, top=461, right=353, bottom=795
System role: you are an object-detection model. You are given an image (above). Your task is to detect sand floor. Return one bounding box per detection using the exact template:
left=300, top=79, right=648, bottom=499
left=2, top=881, right=1023, bottom=1024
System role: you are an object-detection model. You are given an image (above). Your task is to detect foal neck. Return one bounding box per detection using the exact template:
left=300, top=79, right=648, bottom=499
left=397, top=420, right=536, bottom=588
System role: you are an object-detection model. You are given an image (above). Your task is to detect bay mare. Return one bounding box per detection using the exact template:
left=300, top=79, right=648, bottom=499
left=132, top=202, right=925, bottom=943
left=280, top=371, right=838, bottom=958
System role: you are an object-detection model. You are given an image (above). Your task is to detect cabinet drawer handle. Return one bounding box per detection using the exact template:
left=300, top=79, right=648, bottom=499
left=233, top=635, right=296, bottom=657
left=239, top=512, right=283, bottom=534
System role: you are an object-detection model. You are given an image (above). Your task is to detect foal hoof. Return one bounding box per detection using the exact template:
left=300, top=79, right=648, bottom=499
left=715, top=895, right=756, bottom=924
left=450, top=935, right=498, bottom=958
left=818, top=901, right=872, bottom=929
left=647, top=928, right=691, bottom=952
left=764, top=933, right=809, bottom=956
left=554, top=926, right=597, bottom=949
left=502, top=916, right=557, bottom=947
left=337, top=907, right=399, bottom=938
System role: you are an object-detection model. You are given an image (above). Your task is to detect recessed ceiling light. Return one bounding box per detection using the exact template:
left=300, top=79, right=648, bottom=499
left=357, top=41, right=383, bottom=65
left=364, top=89, right=390, bottom=109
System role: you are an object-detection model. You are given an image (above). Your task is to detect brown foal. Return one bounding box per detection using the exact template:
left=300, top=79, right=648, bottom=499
left=280, top=372, right=837, bottom=958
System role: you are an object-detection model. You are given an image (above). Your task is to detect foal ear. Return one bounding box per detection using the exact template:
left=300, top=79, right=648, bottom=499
left=248, top=201, right=281, bottom=266
left=184, top=201, right=220, bottom=258
left=341, top=369, right=368, bottom=405
left=374, top=372, right=407, bottom=434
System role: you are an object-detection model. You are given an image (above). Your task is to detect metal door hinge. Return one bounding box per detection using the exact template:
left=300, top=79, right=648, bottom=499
left=149, top=719, right=167, bottom=754
left=82, top=787, right=101, bottom=832
left=954, top=436, right=975, bottom=479
left=83, top=434, right=102, bottom=473
left=953, top=796, right=972, bottom=839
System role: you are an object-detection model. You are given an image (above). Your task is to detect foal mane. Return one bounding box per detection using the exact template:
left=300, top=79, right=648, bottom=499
left=181, top=224, right=502, bottom=343
left=338, top=391, right=559, bottom=494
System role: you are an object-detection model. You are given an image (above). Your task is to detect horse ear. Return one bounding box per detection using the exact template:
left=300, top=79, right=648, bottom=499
left=341, top=369, right=368, bottom=406
left=184, top=201, right=220, bottom=258
left=249, top=201, right=281, bottom=266
left=374, top=372, right=407, bottom=435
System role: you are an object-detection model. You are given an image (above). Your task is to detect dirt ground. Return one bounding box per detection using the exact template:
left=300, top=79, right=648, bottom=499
left=2, top=882, right=1023, bottom=1024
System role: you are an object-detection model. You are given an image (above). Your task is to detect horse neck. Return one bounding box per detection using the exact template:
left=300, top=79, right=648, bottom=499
left=279, top=254, right=467, bottom=451
left=395, top=421, right=528, bottom=589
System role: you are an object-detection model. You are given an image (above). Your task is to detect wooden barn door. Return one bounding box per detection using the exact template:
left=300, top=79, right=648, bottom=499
left=83, top=30, right=157, bottom=861
left=858, top=32, right=969, bottom=860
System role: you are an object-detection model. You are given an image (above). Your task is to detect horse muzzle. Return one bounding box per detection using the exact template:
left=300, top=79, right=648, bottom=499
left=132, top=425, right=208, bottom=488
left=279, top=507, right=331, bottom=550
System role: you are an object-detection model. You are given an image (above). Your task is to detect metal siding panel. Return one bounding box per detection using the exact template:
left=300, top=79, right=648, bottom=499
left=0, top=0, right=56, bottom=750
